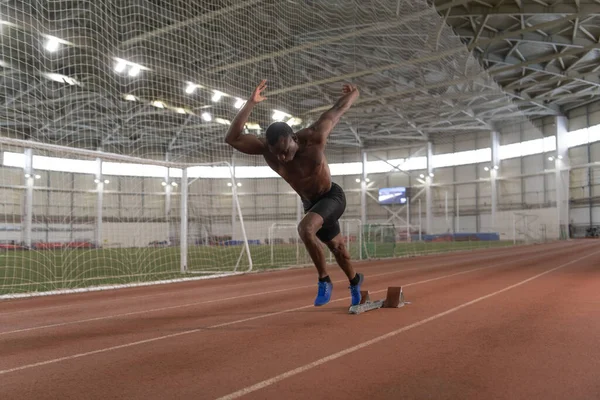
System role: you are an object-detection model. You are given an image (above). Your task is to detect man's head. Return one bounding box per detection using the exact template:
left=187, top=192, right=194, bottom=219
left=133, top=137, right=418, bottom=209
left=265, top=122, right=299, bottom=162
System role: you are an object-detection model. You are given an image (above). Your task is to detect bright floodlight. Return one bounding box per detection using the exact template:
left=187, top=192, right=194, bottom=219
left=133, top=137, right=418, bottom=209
left=234, top=98, right=245, bottom=109
left=114, top=59, right=127, bottom=73
left=128, top=64, right=141, bottom=77
left=44, top=36, right=60, bottom=52
left=185, top=83, right=197, bottom=94
left=227, top=182, right=232, bottom=187
left=201, top=112, right=212, bottom=122
left=355, top=178, right=360, bottom=183
left=484, top=166, right=490, bottom=171
left=236, top=182, right=242, bottom=187
left=272, top=110, right=287, bottom=121
left=212, top=90, right=223, bottom=102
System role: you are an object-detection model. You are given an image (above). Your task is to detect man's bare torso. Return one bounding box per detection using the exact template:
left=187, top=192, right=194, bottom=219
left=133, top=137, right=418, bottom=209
left=262, top=133, right=331, bottom=202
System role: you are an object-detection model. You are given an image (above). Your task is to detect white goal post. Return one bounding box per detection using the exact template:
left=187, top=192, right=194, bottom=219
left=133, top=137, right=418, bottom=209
left=0, top=136, right=254, bottom=297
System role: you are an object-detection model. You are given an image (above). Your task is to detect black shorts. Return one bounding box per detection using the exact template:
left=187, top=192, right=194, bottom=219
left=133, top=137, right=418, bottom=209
left=302, top=182, right=346, bottom=243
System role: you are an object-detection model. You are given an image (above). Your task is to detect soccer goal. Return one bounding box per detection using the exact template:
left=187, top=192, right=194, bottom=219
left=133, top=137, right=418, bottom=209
left=0, top=138, right=253, bottom=297
left=268, top=219, right=363, bottom=267
left=512, top=212, right=548, bottom=245
left=361, top=223, right=397, bottom=259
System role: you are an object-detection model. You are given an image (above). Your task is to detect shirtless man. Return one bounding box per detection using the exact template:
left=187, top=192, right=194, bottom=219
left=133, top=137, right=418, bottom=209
left=225, top=80, right=364, bottom=307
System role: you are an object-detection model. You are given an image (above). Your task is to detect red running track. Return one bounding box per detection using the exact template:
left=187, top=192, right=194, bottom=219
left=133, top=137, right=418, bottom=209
left=1, top=241, right=599, bottom=399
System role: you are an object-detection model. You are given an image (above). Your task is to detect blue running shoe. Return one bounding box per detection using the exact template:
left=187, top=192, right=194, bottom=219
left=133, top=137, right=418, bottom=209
left=349, top=273, right=364, bottom=306
left=314, top=281, right=333, bottom=306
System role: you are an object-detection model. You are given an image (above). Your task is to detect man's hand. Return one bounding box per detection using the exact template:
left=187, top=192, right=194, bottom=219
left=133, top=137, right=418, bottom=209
left=224, top=79, right=269, bottom=155
left=249, top=80, right=268, bottom=104
left=342, top=83, right=358, bottom=95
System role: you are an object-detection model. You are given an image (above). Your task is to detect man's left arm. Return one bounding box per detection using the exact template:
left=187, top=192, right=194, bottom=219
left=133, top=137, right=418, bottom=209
left=305, top=84, right=359, bottom=144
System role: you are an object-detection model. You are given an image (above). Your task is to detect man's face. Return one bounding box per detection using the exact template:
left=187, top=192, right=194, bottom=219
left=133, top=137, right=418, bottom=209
left=270, top=135, right=298, bottom=163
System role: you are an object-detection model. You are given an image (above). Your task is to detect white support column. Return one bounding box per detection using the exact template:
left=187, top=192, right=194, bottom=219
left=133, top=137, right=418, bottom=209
left=164, top=154, right=171, bottom=220
left=490, top=131, right=500, bottom=231
left=425, top=142, right=433, bottom=234
left=95, top=158, right=103, bottom=248
left=22, top=149, right=33, bottom=249
left=360, top=150, right=367, bottom=226
left=180, top=168, right=189, bottom=273
left=418, top=199, right=422, bottom=241
left=406, top=197, right=410, bottom=242
left=456, top=192, right=460, bottom=234
left=164, top=172, right=172, bottom=245
left=555, top=116, right=570, bottom=239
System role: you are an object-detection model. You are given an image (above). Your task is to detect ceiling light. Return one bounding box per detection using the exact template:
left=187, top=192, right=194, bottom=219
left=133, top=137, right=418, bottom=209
left=44, top=36, right=60, bottom=52
left=245, top=123, right=261, bottom=130
left=124, top=94, right=137, bottom=101
left=272, top=110, right=289, bottom=121
left=557, top=155, right=563, bottom=160
left=152, top=101, right=165, bottom=108
left=227, top=182, right=232, bottom=187
left=104, top=180, right=110, bottom=184
left=355, top=178, right=360, bottom=183
left=201, top=112, right=212, bottom=122
left=161, top=181, right=167, bottom=187
left=176, top=108, right=186, bottom=114
left=94, top=179, right=100, bottom=184
left=216, top=118, right=231, bottom=125
left=128, top=64, right=141, bottom=77
left=365, top=178, right=370, bottom=183
left=114, top=59, right=127, bottom=73
left=234, top=98, right=245, bottom=109
left=493, top=165, right=499, bottom=170
left=419, top=174, right=425, bottom=178
left=484, top=167, right=489, bottom=172
left=34, top=174, right=41, bottom=179
left=212, top=90, right=223, bottom=102
left=171, top=182, right=178, bottom=187
left=236, top=182, right=242, bottom=187
left=185, top=83, right=198, bottom=94
left=429, top=173, right=434, bottom=178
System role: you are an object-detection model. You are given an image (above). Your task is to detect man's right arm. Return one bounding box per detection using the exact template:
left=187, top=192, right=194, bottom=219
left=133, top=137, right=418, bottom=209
left=224, top=80, right=268, bottom=155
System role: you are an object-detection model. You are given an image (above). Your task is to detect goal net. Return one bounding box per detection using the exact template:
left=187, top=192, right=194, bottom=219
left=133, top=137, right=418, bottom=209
left=512, top=212, right=548, bottom=245
left=0, top=140, right=252, bottom=297
left=362, top=223, right=397, bottom=259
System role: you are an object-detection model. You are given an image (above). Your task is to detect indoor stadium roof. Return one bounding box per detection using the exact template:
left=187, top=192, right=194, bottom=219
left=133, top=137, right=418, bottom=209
left=0, top=0, right=598, bottom=159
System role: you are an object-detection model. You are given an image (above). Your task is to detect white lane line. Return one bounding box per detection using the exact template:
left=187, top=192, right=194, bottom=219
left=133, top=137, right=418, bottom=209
left=0, top=243, right=572, bottom=336
left=0, top=244, right=585, bottom=375
left=215, top=248, right=600, bottom=400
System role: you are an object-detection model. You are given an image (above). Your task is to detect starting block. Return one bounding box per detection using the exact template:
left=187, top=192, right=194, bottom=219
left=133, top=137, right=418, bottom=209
left=348, top=286, right=410, bottom=315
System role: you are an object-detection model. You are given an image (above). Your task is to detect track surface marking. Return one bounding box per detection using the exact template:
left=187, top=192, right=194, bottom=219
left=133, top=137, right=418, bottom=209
left=1, top=242, right=599, bottom=400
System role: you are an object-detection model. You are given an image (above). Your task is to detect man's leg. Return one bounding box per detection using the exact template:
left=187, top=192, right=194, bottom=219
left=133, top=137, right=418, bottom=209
left=298, top=212, right=328, bottom=278
left=324, top=232, right=355, bottom=280
left=325, top=232, right=364, bottom=306
left=298, top=212, right=333, bottom=306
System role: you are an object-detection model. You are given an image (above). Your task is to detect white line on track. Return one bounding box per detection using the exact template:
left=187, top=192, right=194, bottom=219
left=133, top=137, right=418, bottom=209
left=215, top=248, right=600, bottom=400
left=1, top=244, right=594, bottom=376
left=0, top=242, right=578, bottom=336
